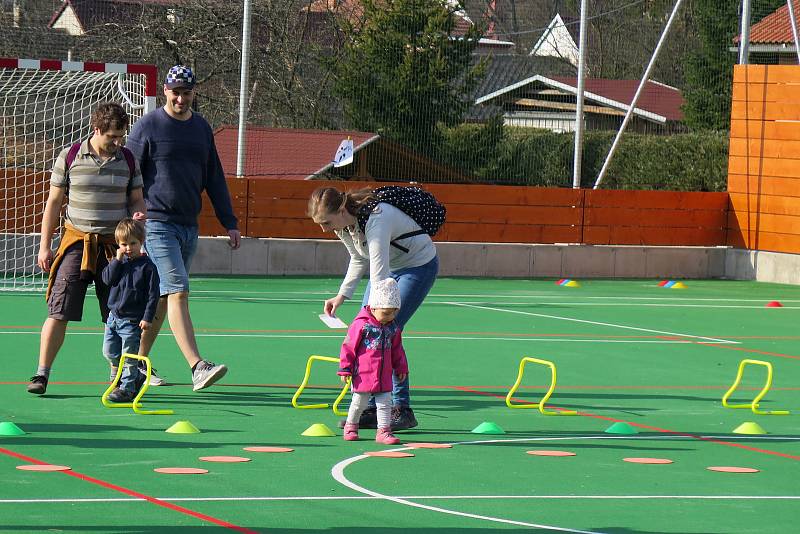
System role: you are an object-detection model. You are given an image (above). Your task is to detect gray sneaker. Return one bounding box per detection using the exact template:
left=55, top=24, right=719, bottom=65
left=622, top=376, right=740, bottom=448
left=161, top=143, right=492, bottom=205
left=138, top=361, right=167, bottom=386
left=191, top=360, right=227, bottom=391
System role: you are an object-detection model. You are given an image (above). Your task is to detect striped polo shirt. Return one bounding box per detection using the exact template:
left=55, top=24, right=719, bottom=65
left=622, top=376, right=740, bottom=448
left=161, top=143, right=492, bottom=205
left=51, top=139, right=143, bottom=234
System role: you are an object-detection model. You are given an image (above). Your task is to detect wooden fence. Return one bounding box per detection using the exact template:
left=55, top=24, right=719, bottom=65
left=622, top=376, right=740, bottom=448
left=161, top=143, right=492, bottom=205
left=728, top=65, right=800, bottom=254
left=199, top=179, right=730, bottom=247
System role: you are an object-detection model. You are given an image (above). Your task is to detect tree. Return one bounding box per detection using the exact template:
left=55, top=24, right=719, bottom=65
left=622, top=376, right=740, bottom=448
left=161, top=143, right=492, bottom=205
left=332, top=0, right=486, bottom=156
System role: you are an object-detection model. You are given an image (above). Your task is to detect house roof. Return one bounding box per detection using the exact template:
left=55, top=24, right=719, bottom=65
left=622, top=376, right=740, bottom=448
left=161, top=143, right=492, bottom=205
left=49, top=0, right=175, bottom=32
left=745, top=0, right=800, bottom=44
left=214, top=126, right=378, bottom=179
left=530, top=13, right=580, bottom=56
left=477, top=75, right=684, bottom=123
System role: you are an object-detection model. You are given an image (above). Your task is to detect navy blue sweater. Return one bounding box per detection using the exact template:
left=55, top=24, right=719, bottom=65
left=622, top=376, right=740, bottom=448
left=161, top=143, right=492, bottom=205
left=101, top=255, right=161, bottom=323
left=126, top=108, right=238, bottom=230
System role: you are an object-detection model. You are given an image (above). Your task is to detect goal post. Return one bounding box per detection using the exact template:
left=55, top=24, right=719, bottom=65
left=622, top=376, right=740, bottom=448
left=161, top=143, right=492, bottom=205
left=0, top=58, right=157, bottom=291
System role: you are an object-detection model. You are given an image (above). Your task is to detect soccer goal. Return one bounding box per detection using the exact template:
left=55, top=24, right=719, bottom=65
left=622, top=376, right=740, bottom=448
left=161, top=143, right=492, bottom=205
left=0, top=58, right=157, bottom=291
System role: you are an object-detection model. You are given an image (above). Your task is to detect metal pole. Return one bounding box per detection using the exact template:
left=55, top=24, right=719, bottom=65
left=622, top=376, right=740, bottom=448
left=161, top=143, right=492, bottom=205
left=572, top=0, right=589, bottom=189
left=739, top=0, right=752, bottom=64
left=593, top=0, right=684, bottom=190
left=787, top=0, right=800, bottom=64
left=236, top=0, right=253, bottom=178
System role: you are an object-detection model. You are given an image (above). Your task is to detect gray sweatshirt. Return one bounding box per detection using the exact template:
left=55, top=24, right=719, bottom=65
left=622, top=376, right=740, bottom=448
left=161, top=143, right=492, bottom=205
left=335, top=203, right=437, bottom=299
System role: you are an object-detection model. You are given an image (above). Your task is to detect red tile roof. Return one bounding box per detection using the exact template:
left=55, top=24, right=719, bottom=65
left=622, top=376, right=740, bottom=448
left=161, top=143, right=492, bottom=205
left=746, top=0, right=799, bottom=44
left=550, top=77, right=684, bottom=121
left=214, top=126, right=377, bottom=179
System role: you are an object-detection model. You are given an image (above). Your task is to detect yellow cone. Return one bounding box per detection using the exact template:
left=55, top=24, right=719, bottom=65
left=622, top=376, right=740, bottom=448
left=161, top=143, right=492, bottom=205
left=302, top=423, right=336, bottom=437
left=733, top=422, right=767, bottom=435
left=671, top=282, right=687, bottom=289
left=564, top=280, right=581, bottom=287
left=165, top=420, right=201, bottom=434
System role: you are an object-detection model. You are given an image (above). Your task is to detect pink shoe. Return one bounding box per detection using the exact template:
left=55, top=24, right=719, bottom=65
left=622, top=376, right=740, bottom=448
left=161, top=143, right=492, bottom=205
left=375, top=427, right=400, bottom=445
left=343, top=423, right=359, bottom=441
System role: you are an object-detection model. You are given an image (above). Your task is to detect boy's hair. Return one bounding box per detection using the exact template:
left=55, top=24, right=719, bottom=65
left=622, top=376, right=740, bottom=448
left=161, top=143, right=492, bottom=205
left=115, top=218, right=145, bottom=243
left=90, top=102, right=129, bottom=133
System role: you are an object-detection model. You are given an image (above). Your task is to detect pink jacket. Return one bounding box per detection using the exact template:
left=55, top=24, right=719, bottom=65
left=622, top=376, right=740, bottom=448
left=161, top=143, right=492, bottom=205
left=338, top=306, right=408, bottom=393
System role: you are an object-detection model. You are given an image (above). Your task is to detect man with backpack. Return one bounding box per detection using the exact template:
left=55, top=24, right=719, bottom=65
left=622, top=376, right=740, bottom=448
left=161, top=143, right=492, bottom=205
left=307, top=185, right=443, bottom=430
left=28, top=102, right=146, bottom=395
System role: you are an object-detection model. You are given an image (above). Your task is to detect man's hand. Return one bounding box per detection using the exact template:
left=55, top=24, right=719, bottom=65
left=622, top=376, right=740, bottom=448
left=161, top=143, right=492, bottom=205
left=139, top=320, right=151, bottom=331
left=132, top=211, right=147, bottom=221
left=37, top=247, right=53, bottom=272
left=396, top=373, right=407, bottom=382
left=228, top=229, right=241, bottom=250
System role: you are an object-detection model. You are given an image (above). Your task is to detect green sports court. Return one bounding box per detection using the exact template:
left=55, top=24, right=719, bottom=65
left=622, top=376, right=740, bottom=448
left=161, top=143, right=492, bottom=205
left=2, top=276, right=799, bottom=533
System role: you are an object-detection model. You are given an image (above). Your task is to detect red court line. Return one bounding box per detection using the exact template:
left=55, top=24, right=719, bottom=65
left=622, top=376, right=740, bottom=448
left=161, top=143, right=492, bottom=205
left=698, top=343, right=800, bottom=361
left=0, top=447, right=259, bottom=533
left=455, top=387, right=800, bottom=462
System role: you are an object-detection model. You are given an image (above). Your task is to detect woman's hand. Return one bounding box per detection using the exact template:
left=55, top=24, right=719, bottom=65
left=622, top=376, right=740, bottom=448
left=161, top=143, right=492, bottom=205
left=324, top=294, right=346, bottom=317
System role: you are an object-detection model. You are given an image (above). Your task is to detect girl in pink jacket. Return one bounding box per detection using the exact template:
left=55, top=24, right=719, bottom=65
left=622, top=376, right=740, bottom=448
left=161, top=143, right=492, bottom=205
left=339, top=278, right=408, bottom=444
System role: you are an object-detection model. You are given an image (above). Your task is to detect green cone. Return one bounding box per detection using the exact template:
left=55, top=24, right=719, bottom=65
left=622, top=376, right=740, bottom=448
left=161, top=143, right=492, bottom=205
left=0, top=422, right=25, bottom=436
left=471, top=421, right=505, bottom=434
left=604, top=422, right=638, bottom=435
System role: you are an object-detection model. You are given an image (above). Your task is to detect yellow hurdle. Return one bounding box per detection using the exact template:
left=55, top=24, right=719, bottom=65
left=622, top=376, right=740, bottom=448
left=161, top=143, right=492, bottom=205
left=291, top=355, right=350, bottom=416
left=101, top=353, right=174, bottom=415
left=722, top=359, right=789, bottom=415
left=506, top=356, right=577, bottom=416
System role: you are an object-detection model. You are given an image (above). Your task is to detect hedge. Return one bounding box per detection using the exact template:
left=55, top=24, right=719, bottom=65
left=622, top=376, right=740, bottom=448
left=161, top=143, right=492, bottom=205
left=438, top=125, right=729, bottom=191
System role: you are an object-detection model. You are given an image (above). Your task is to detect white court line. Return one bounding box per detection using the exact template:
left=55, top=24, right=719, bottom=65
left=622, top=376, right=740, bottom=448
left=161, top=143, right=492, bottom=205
left=448, top=302, right=739, bottom=344
left=187, top=295, right=800, bottom=310
left=186, top=289, right=800, bottom=303
left=3, top=495, right=799, bottom=504
left=331, top=434, right=799, bottom=533
left=0, top=331, right=699, bottom=344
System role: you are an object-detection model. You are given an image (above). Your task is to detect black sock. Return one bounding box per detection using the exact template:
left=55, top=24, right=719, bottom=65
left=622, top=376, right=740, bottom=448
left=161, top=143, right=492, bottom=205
left=191, top=362, right=200, bottom=373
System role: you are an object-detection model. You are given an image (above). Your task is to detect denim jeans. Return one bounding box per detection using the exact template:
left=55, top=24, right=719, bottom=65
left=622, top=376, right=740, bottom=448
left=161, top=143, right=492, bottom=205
left=144, top=220, right=198, bottom=295
left=361, top=255, right=439, bottom=407
left=103, top=313, right=143, bottom=391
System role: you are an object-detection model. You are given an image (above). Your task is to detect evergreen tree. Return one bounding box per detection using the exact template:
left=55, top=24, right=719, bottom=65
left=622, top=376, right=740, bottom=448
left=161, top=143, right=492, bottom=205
left=331, top=0, right=485, bottom=156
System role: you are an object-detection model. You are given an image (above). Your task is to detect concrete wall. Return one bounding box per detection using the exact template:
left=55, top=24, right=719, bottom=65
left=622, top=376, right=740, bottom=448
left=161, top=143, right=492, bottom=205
left=189, top=237, right=731, bottom=280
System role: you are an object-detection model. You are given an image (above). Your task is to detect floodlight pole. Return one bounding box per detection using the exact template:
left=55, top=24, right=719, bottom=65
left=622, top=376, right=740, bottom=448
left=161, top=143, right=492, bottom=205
left=739, top=0, right=752, bottom=64
left=787, top=0, right=800, bottom=64
left=236, top=0, right=253, bottom=178
left=572, top=0, right=589, bottom=189
left=593, top=0, right=684, bottom=190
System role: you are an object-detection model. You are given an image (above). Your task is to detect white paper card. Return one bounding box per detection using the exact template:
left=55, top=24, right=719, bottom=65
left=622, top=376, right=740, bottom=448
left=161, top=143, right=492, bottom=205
left=319, top=314, right=348, bottom=328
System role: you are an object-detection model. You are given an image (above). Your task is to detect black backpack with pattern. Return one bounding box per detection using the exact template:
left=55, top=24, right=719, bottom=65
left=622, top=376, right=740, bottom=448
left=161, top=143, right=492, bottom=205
left=356, top=186, right=446, bottom=252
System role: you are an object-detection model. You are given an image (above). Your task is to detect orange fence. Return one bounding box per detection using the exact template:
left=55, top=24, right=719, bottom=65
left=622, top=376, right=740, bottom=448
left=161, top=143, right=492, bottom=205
left=728, top=65, right=800, bottom=254
left=199, top=179, right=729, bottom=246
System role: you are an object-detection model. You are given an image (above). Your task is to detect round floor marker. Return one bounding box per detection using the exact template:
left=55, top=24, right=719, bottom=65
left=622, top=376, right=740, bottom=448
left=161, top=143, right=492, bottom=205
left=404, top=443, right=453, bottom=449
left=364, top=451, right=414, bottom=458
left=16, top=464, right=71, bottom=472
left=154, top=467, right=209, bottom=474
left=527, top=450, right=576, bottom=457
left=243, top=446, right=294, bottom=453
left=623, top=457, right=673, bottom=464
left=199, top=456, right=251, bottom=463
left=707, top=466, right=760, bottom=473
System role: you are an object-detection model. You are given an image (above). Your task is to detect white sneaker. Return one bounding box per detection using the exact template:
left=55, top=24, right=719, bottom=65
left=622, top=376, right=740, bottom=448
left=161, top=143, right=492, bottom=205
left=138, top=361, right=167, bottom=386
left=191, top=360, right=227, bottom=391
left=148, top=368, right=167, bottom=386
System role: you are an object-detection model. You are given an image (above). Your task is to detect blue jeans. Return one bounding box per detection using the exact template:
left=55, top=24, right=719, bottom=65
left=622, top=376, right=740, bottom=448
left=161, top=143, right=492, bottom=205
left=103, top=313, right=143, bottom=392
left=144, top=220, right=198, bottom=295
left=361, top=255, right=439, bottom=407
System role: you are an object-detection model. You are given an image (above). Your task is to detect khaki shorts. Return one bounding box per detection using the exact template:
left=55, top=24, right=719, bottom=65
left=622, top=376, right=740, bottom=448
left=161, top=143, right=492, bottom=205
left=47, top=242, right=112, bottom=322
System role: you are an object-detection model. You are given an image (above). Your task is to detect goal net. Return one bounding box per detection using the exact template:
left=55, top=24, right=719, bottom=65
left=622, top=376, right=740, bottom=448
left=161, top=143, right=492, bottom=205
left=0, top=58, right=157, bottom=291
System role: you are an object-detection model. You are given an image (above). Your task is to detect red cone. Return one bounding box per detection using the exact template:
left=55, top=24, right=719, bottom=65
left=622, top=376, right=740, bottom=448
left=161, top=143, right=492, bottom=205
left=766, top=301, right=783, bottom=308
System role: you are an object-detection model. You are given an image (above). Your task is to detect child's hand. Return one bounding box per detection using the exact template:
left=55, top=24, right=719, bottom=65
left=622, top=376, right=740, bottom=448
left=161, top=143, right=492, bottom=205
left=116, top=247, right=125, bottom=261
left=396, top=373, right=407, bottom=382
left=339, top=374, right=351, bottom=384
left=139, top=320, right=151, bottom=331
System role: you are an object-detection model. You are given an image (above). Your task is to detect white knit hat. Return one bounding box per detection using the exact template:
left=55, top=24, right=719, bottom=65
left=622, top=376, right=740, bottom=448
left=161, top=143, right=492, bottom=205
left=368, top=278, right=401, bottom=309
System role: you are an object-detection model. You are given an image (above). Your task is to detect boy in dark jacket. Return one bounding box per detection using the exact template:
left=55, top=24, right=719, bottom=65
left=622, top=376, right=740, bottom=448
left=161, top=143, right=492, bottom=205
left=102, top=218, right=160, bottom=402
